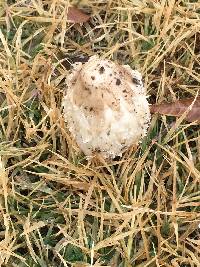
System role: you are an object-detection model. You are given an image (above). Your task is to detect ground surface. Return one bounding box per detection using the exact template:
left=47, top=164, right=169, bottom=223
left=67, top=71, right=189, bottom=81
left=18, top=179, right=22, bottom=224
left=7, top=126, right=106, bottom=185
left=0, top=0, right=200, bottom=266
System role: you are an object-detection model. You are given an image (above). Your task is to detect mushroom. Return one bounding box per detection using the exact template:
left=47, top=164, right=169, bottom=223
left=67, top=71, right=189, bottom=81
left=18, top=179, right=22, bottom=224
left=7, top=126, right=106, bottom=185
left=63, top=55, right=150, bottom=158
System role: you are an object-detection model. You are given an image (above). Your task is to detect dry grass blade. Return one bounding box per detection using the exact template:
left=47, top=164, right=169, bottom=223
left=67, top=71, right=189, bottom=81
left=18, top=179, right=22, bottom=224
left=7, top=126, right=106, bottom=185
left=150, top=97, right=200, bottom=122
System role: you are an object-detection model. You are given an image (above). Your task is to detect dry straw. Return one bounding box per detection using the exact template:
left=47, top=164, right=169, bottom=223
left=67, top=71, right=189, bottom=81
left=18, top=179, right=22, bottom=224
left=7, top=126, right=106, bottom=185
left=0, top=0, right=200, bottom=266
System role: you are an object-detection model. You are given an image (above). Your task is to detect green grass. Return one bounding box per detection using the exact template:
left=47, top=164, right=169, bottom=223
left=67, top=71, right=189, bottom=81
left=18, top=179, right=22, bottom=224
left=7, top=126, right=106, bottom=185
left=0, top=0, right=200, bottom=266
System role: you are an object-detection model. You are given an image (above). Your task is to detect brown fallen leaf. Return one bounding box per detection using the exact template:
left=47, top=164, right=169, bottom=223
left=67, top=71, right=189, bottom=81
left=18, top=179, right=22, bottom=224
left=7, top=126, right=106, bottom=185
left=67, top=6, right=90, bottom=23
left=150, top=97, right=200, bottom=122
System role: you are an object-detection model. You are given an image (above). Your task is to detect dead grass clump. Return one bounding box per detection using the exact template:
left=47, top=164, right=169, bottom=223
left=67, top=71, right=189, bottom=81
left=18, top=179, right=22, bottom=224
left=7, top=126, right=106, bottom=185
left=0, top=0, right=200, bottom=266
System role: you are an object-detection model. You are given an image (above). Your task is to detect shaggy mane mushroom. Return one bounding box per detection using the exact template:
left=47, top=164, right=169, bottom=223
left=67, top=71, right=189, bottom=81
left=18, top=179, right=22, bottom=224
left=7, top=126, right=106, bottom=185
left=63, top=56, right=150, bottom=158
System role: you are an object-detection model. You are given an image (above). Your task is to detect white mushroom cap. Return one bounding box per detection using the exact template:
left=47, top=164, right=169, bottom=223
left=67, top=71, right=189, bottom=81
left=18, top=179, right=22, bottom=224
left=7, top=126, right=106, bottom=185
left=63, top=55, right=150, bottom=158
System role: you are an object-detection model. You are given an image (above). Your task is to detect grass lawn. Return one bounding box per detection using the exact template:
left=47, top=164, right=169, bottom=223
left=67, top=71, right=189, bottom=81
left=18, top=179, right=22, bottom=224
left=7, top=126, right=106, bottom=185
left=0, top=0, right=200, bottom=266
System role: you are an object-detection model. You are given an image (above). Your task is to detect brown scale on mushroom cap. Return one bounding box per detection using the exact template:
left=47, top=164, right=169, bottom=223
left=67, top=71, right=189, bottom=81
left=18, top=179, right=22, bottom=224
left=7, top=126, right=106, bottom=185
left=71, top=58, right=138, bottom=116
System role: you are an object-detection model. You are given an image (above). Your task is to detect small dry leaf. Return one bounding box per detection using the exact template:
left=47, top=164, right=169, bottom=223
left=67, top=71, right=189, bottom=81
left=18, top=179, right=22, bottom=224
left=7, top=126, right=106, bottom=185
left=67, top=7, right=90, bottom=23
left=150, top=97, right=200, bottom=122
